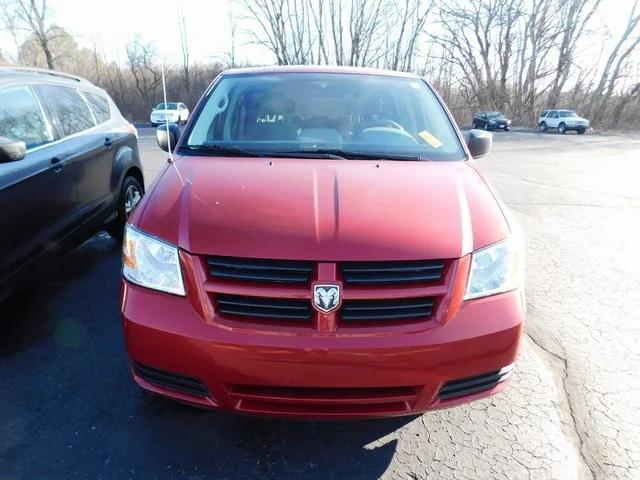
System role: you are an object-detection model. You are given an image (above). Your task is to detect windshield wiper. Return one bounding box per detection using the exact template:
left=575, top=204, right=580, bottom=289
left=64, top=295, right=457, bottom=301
left=276, top=148, right=430, bottom=161
left=183, top=145, right=348, bottom=160
left=182, top=144, right=265, bottom=157
left=182, top=145, right=430, bottom=161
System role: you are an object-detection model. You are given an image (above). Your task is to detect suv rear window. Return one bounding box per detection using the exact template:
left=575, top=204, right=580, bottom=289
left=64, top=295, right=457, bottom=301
left=83, top=92, right=111, bottom=124
left=0, top=86, right=52, bottom=149
left=186, top=73, right=465, bottom=161
left=38, top=85, right=95, bottom=137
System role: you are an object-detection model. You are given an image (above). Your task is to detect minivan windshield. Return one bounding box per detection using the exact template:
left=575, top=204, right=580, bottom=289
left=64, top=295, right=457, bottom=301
left=156, top=103, right=178, bottom=110
left=184, top=73, right=466, bottom=161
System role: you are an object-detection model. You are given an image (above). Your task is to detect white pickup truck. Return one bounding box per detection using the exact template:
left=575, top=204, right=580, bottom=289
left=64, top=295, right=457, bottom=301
left=538, top=109, right=590, bottom=134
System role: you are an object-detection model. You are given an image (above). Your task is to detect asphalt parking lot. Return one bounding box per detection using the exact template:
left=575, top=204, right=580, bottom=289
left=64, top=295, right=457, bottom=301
left=1, top=128, right=639, bottom=479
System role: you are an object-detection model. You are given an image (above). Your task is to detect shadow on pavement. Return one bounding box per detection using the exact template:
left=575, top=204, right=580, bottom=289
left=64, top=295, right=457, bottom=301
left=0, top=233, right=410, bottom=479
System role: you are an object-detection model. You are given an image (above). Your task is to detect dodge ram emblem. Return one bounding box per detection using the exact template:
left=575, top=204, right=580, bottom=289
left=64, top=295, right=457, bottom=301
left=313, top=284, right=341, bottom=313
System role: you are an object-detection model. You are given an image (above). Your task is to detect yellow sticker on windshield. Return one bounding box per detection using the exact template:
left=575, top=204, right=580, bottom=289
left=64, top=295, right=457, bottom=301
left=418, top=130, right=443, bottom=149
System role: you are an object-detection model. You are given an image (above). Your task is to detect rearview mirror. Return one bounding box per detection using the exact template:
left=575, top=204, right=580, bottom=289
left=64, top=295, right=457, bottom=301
left=0, top=136, right=27, bottom=163
left=466, top=129, right=492, bottom=158
left=156, top=123, right=181, bottom=153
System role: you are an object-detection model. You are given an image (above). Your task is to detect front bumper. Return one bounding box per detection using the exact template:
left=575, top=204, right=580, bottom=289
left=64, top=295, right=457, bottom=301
left=565, top=122, right=589, bottom=129
left=150, top=117, right=178, bottom=124
left=121, top=279, right=524, bottom=419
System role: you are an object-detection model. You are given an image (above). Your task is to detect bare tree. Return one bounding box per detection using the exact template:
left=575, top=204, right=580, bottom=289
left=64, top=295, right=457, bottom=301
left=126, top=36, right=163, bottom=111
left=588, top=0, right=640, bottom=121
left=227, top=0, right=238, bottom=67
left=432, top=0, right=521, bottom=111
left=239, top=0, right=312, bottom=64
left=517, top=0, right=563, bottom=122
left=384, top=0, right=433, bottom=71
left=1, top=0, right=59, bottom=69
left=238, top=0, right=402, bottom=67
left=177, top=1, right=190, bottom=90
left=546, top=0, right=601, bottom=108
left=0, top=4, right=22, bottom=62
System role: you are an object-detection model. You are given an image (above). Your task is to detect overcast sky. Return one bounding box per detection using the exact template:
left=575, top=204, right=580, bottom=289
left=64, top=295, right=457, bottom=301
left=1, top=0, right=638, bottom=70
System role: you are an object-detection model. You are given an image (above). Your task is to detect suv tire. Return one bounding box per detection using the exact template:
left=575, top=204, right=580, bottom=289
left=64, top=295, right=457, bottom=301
left=107, top=175, right=144, bottom=242
left=577, top=128, right=586, bottom=135
left=558, top=123, right=567, bottom=134
left=539, top=122, right=547, bottom=132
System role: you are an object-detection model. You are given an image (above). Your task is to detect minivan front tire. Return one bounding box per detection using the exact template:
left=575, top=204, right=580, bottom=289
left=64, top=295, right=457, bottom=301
left=107, top=175, right=144, bottom=241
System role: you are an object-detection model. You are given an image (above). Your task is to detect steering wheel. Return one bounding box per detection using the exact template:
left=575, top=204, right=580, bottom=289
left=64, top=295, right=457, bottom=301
left=357, top=119, right=405, bottom=133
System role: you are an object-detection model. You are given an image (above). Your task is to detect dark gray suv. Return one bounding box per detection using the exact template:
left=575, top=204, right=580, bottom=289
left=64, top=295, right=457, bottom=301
left=0, top=67, right=144, bottom=301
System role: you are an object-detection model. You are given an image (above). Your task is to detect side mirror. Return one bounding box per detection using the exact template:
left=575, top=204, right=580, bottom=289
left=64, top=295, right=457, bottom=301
left=156, top=123, right=181, bottom=152
left=466, top=129, right=492, bottom=158
left=0, top=136, right=27, bottom=163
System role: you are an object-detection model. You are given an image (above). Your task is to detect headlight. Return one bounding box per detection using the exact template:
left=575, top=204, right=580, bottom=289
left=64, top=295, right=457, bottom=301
left=464, top=238, right=523, bottom=300
left=123, top=225, right=185, bottom=295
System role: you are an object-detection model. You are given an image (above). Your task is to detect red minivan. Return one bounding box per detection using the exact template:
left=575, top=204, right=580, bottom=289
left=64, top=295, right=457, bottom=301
left=121, top=66, right=524, bottom=419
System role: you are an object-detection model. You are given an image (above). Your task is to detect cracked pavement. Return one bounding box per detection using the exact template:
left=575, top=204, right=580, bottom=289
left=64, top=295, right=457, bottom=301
left=1, top=129, right=638, bottom=479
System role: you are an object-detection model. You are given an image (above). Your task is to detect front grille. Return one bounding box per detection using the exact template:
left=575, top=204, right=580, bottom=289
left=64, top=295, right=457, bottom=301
left=208, top=256, right=313, bottom=284
left=341, top=297, right=435, bottom=322
left=216, top=294, right=312, bottom=321
left=340, top=260, right=445, bottom=284
left=437, top=367, right=512, bottom=401
left=132, top=362, right=209, bottom=397
left=228, top=384, right=420, bottom=416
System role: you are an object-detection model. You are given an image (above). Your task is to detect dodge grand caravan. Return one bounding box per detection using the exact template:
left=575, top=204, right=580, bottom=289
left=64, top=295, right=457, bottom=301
left=121, top=66, right=524, bottom=419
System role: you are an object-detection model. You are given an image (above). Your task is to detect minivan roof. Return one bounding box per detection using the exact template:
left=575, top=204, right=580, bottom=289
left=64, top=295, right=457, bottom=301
left=222, top=65, right=420, bottom=79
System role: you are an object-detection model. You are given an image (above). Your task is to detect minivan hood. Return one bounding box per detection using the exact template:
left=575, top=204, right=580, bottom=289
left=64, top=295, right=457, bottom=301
left=136, top=157, right=510, bottom=261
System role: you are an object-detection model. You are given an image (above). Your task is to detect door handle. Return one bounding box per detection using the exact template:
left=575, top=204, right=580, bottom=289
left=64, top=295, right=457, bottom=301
left=104, top=137, right=113, bottom=149
left=51, top=156, right=69, bottom=173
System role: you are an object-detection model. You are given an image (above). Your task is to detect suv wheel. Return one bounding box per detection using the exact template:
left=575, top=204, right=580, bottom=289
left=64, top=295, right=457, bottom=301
left=539, top=122, right=547, bottom=132
left=558, top=123, right=567, bottom=134
left=107, top=175, right=144, bottom=242
left=577, top=128, right=586, bottom=135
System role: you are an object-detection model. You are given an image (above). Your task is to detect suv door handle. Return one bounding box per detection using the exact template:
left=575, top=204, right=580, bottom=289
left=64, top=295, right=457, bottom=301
left=104, top=137, right=113, bottom=149
left=51, top=156, right=69, bottom=173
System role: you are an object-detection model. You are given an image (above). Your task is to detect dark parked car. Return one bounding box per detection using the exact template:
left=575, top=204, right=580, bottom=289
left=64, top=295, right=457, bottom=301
left=0, top=67, right=144, bottom=301
left=472, top=112, right=511, bottom=131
